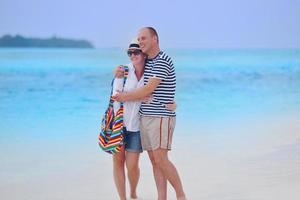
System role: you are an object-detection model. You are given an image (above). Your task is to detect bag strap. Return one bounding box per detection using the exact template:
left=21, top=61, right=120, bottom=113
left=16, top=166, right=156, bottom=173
left=120, top=65, right=129, bottom=107
left=122, top=65, right=129, bottom=90
left=108, top=65, right=129, bottom=107
left=108, top=78, right=115, bottom=107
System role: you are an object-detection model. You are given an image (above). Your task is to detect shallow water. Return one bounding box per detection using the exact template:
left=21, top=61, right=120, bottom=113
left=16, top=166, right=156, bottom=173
left=1, top=48, right=299, bottom=137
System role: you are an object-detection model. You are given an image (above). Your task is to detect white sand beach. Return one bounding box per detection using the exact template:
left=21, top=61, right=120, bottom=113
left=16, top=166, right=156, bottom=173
left=1, top=112, right=300, bottom=200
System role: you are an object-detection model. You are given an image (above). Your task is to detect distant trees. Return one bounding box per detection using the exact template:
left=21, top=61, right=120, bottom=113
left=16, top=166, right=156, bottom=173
left=0, top=35, right=94, bottom=48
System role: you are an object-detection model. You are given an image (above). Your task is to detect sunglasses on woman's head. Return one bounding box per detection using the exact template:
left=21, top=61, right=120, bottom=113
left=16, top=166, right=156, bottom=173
left=127, top=50, right=142, bottom=57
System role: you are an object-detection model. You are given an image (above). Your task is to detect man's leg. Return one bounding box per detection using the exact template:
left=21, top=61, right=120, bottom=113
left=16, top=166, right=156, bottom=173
left=125, top=152, right=140, bottom=199
left=148, top=150, right=167, bottom=200
left=152, top=148, right=186, bottom=200
left=113, top=147, right=126, bottom=200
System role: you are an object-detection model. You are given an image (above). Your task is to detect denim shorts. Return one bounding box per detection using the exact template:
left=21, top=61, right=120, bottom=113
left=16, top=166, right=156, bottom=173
left=124, top=128, right=143, bottom=153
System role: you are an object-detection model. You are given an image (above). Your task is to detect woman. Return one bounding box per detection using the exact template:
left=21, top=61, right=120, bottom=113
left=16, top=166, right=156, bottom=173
left=111, top=38, right=176, bottom=200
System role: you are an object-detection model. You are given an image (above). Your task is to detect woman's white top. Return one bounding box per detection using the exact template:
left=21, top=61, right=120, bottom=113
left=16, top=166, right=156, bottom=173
left=113, top=63, right=144, bottom=132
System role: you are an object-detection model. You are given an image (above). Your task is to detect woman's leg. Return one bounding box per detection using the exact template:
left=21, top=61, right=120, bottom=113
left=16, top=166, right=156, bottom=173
left=125, top=151, right=140, bottom=199
left=113, top=147, right=126, bottom=200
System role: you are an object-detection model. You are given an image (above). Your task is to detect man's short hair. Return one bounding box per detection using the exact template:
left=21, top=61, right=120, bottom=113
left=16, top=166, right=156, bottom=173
left=145, top=27, right=159, bottom=44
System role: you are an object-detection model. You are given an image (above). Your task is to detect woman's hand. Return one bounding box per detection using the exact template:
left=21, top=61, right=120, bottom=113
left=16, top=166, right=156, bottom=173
left=141, top=95, right=153, bottom=103
left=113, top=65, right=124, bottom=78
left=165, top=101, right=177, bottom=111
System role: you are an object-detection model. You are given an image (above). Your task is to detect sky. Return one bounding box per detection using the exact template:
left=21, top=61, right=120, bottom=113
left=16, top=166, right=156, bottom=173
left=1, top=0, right=300, bottom=48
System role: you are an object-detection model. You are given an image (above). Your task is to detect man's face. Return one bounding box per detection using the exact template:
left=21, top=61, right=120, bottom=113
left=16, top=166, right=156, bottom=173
left=138, top=29, right=154, bottom=55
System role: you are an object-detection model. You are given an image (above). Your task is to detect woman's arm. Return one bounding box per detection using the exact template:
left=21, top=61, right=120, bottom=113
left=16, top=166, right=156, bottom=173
left=112, top=78, right=124, bottom=115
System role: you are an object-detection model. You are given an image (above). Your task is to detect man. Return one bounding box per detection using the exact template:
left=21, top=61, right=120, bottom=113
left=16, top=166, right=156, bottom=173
left=115, top=27, right=186, bottom=200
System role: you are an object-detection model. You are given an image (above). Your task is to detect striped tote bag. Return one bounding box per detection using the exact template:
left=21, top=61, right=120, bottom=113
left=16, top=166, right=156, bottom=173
left=98, top=66, right=129, bottom=154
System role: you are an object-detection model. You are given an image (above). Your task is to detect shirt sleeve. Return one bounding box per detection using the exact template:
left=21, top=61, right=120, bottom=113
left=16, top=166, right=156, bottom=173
left=150, top=59, right=170, bottom=80
left=112, top=78, right=123, bottom=115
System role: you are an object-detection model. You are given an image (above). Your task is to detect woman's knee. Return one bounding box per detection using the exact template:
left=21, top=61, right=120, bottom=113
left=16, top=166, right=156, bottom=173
left=113, top=155, right=125, bottom=166
left=126, top=162, right=139, bottom=173
left=126, top=159, right=139, bottom=172
left=126, top=152, right=140, bottom=171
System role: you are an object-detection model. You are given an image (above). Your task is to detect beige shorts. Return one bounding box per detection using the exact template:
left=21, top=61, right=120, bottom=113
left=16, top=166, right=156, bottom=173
left=140, top=116, right=176, bottom=151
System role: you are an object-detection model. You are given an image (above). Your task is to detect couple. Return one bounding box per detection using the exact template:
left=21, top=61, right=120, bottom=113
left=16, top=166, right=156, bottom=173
left=111, top=27, right=186, bottom=200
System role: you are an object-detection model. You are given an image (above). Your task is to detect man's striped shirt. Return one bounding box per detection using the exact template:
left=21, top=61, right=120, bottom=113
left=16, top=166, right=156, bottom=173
left=139, top=51, right=176, bottom=117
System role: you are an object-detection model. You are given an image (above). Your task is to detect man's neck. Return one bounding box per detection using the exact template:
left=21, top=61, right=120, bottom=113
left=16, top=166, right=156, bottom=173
left=148, top=47, right=160, bottom=59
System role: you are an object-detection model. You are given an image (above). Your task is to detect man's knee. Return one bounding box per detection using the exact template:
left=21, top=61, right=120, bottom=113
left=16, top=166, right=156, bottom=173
left=151, top=149, right=169, bottom=167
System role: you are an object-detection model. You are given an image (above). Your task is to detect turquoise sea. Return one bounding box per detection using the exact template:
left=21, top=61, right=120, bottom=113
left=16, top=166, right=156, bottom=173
left=1, top=48, right=300, bottom=140
left=1, top=48, right=300, bottom=199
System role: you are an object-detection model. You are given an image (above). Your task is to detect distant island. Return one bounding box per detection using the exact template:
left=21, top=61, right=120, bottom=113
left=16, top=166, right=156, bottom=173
left=0, top=35, right=94, bottom=48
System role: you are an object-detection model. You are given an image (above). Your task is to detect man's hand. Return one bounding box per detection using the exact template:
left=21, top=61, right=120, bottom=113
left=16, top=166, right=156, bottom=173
left=113, top=65, right=125, bottom=78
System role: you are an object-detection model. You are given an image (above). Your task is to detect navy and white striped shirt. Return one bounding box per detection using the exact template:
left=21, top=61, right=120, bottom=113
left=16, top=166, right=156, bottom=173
left=139, top=51, right=176, bottom=117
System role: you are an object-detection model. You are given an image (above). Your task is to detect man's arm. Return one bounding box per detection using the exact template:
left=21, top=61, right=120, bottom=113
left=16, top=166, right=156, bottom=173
left=115, top=78, right=161, bottom=102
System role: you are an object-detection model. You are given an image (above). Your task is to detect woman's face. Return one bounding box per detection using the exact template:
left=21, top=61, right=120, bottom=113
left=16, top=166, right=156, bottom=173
left=127, top=49, right=145, bottom=65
